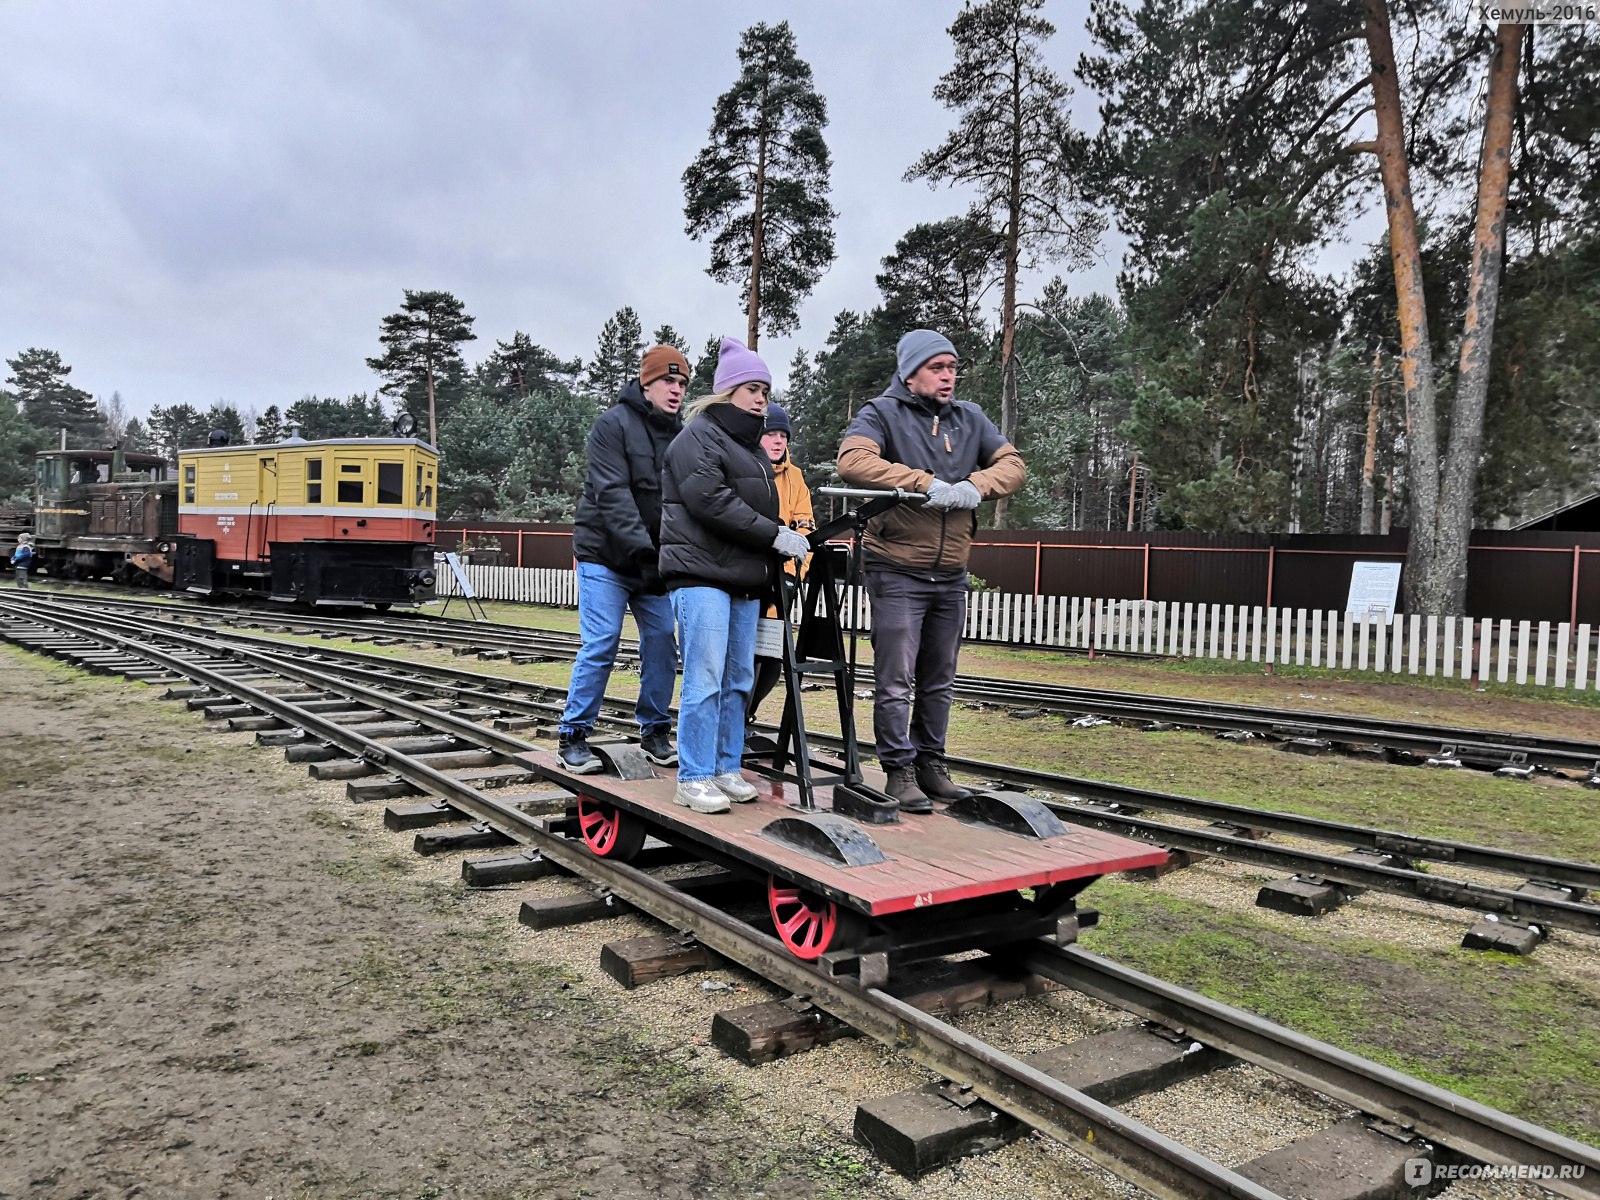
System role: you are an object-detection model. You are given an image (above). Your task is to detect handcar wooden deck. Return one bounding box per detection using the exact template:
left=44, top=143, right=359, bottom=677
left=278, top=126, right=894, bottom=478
left=518, top=747, right=1167, bottom=986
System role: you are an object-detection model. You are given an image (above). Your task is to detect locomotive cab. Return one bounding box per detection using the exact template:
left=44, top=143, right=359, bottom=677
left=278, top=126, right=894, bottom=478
left=173, top=436, right=439, bottom=607
left=32, top=448, right=177, bottom=583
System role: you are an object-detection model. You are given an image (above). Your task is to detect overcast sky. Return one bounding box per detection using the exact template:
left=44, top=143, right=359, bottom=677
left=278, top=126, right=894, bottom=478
left=4, top=2, right=1139, bottom=421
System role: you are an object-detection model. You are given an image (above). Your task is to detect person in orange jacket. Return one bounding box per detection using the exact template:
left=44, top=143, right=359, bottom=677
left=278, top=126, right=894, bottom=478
left=747, top=402, right=814, bottom=722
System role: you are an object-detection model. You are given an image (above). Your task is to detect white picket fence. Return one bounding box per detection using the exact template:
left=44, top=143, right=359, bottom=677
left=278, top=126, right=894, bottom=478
left=439, top=564, right=1599, bottom=691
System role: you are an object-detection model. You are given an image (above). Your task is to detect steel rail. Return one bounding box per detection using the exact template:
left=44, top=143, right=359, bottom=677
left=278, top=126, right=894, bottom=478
left=947, top=676, right=1600, bottom=773
left=0, top=601, right=1275, bottom=1200
left=960, top=669, right=1600, bottom=756
left=1022, top=947, right=1600, bottom=1200
left=10, top=602, right=1596, bottom=1199
left=41, top=592, right=1599, bottom=773
left=9, top=600, right=1600, bottom=1197
left=19, top=595, right=1600, bottom=917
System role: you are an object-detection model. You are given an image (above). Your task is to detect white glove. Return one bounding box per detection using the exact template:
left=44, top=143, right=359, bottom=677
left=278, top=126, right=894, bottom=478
left=947, top=480, right=982, bottom=509
left=772, top=526, right=811, bottom=564
left=924, top=479, right=959, bottom=511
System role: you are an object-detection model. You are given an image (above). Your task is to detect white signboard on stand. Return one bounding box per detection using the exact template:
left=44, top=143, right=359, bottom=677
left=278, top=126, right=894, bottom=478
left=442, top=552, right=476, bottom=599
left=1345, top=561, right=1402, bottom=624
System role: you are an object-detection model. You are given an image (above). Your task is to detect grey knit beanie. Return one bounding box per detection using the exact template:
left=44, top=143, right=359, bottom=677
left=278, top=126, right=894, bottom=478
left=895, top=329, right=958, bottom=382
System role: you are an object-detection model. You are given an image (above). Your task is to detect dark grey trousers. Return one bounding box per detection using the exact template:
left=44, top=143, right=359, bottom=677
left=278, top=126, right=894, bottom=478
left=865, top=569, right=967, bottom=770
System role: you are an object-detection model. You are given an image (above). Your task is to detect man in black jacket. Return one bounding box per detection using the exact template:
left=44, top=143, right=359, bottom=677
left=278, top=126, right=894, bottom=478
left=558, top=345, right=688, bottom=773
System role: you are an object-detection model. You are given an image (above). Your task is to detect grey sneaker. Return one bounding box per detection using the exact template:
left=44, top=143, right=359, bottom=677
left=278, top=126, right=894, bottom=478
left=674, top=779, right=730, bottom=814
left=713, top=771, right=758, bottom=802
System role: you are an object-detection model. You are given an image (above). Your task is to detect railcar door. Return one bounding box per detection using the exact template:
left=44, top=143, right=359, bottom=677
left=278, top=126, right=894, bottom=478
left=257, top=455, right=277, bottom=560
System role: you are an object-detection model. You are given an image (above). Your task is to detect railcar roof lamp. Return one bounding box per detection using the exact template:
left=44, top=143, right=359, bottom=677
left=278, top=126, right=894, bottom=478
left=393, top=413, right=417, bottom=437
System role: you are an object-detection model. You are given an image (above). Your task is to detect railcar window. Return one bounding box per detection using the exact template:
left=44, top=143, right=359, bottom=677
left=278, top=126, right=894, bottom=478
left=340, top=463, right=361, bottom=474
left=337, top=479, right=364, bottom=503
left=377, top=462, right=403, bottom=504
left=306, top=458, right=322, bottom=503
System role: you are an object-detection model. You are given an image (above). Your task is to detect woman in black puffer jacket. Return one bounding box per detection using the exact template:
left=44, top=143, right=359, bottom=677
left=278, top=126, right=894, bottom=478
left=659, top=338, right=811, bottom=814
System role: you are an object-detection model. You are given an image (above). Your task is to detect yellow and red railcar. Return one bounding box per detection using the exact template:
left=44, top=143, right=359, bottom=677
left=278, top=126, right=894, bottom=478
left=174, top=436, right=438, bottom=607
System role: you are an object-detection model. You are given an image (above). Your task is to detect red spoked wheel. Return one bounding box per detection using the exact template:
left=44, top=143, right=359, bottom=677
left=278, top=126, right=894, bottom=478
left=768, top=876, right=860, bottom=960
left=576, top=794, right=646, bottom=861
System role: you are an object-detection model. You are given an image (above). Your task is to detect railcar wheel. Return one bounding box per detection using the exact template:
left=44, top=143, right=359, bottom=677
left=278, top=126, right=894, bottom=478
left=768, top=877, right=863, bottom=960
left=576, top=794, right=646, bottom=861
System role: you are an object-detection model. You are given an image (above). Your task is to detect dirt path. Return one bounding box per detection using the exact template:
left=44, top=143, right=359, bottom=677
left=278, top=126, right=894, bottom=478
left=0, top=647, right=837, bottom=1200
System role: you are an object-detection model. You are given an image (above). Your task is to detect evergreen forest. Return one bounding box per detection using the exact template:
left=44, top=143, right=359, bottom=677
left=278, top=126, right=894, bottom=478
left=3, top=2, right=1594, bottom=614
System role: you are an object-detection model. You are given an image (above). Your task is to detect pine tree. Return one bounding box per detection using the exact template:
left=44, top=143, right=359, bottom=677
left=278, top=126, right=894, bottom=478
left=876, top=214, right=1004, bottom=361
left=256, top=404, right=286, bottom=444
left=908, top=0, right=1102, bottom=525
left=651, top=325, right=692, bottom=356
left=365, top=290, right=476, bottom=447
left=484, top=332, right=581, bottom=400
left=584, top=307, right=645, bottom=402
left=683, top=21, right=837, bottom=348
left=203, top=401, right=247, bottom=446
left=1362, top=4, right=1525, bottom=613
left=5, top=348, right=102, bottom=445
left=692, top=335, right=720, bottom=396
left=146, top=403, right=209, bottom=464
left=0, top=390, right=48, bottom=502
left=1081, top=1, right=1368, bottom=532
left=120, top=416, right=154, bottom=456
left=437, top=391, right=517, bottom=518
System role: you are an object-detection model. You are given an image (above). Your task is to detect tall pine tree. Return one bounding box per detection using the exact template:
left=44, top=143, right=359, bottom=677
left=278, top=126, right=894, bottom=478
left=483, top=332, right=580, bottom=401
left=365, top=290, right=476, bottom=447
left=651, top=325, right=692, bottom=356
left=6, top=348, right=102, bottom=445
left=584, top=307, right=645, bottom=402
left=691, top=335, right=721, bottom=396
left=908, top=0, right=1101, bottom=525
left=0, top=390, right=48, bottom=502
left=876, top=214, right=1005, bottom=362
left=683, top=21, right=837, bottom=349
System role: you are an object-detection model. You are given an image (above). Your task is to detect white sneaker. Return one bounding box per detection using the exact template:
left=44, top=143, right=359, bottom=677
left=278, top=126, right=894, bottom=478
left=674, top=780, right=730, bottom=814
left=713, top=771, right=758, bottom=802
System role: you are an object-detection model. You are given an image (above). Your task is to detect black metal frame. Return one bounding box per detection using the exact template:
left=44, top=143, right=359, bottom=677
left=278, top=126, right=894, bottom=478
left=761, top=488, right=924, bottom=820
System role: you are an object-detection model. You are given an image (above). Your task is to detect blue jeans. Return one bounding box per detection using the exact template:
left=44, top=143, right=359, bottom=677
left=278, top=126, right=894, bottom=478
left=672, top=586, right=757, bottom=781
left=560, top=561, right=678, bottom=738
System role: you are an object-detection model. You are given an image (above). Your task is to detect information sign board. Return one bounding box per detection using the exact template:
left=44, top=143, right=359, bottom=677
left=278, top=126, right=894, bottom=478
left=1345, top=561, right=1402, bottom=624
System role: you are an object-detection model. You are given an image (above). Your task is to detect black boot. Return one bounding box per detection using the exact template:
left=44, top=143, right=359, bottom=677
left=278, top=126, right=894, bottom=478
left=884, top=764, right=932, bottom=814
left=915, top=756, right=973, bottom=802
left=558, top=732, right=602, bottom=775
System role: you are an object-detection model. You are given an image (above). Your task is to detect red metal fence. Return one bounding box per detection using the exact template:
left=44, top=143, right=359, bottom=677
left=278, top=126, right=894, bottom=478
left=437, top=521, right=1600, bottom=626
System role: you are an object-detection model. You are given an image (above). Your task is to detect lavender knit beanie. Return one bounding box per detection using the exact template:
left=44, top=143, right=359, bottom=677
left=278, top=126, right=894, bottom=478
left=713, top=337, right=771, bottom=394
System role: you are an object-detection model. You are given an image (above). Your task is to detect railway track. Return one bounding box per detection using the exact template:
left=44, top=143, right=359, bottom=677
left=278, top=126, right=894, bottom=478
left=44, top=588, right=1600, bottom=780
left=11, top=591, right=1600, bottom=949
left=3, top=595, right=1598, bottom=1198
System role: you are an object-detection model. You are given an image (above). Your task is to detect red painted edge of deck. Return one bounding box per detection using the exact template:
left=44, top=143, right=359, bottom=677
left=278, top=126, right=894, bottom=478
left=516, top=750, right=1169, bottom=916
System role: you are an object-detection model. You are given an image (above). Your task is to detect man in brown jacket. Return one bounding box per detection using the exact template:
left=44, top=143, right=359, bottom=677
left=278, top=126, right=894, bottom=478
left=836, top=329, right=1025, bottom=811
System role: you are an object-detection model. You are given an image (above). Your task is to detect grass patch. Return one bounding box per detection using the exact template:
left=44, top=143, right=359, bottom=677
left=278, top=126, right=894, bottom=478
left=1079, top=880, right=1600, bottom=1144
left=951, top=713, right=1600, bottom=863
